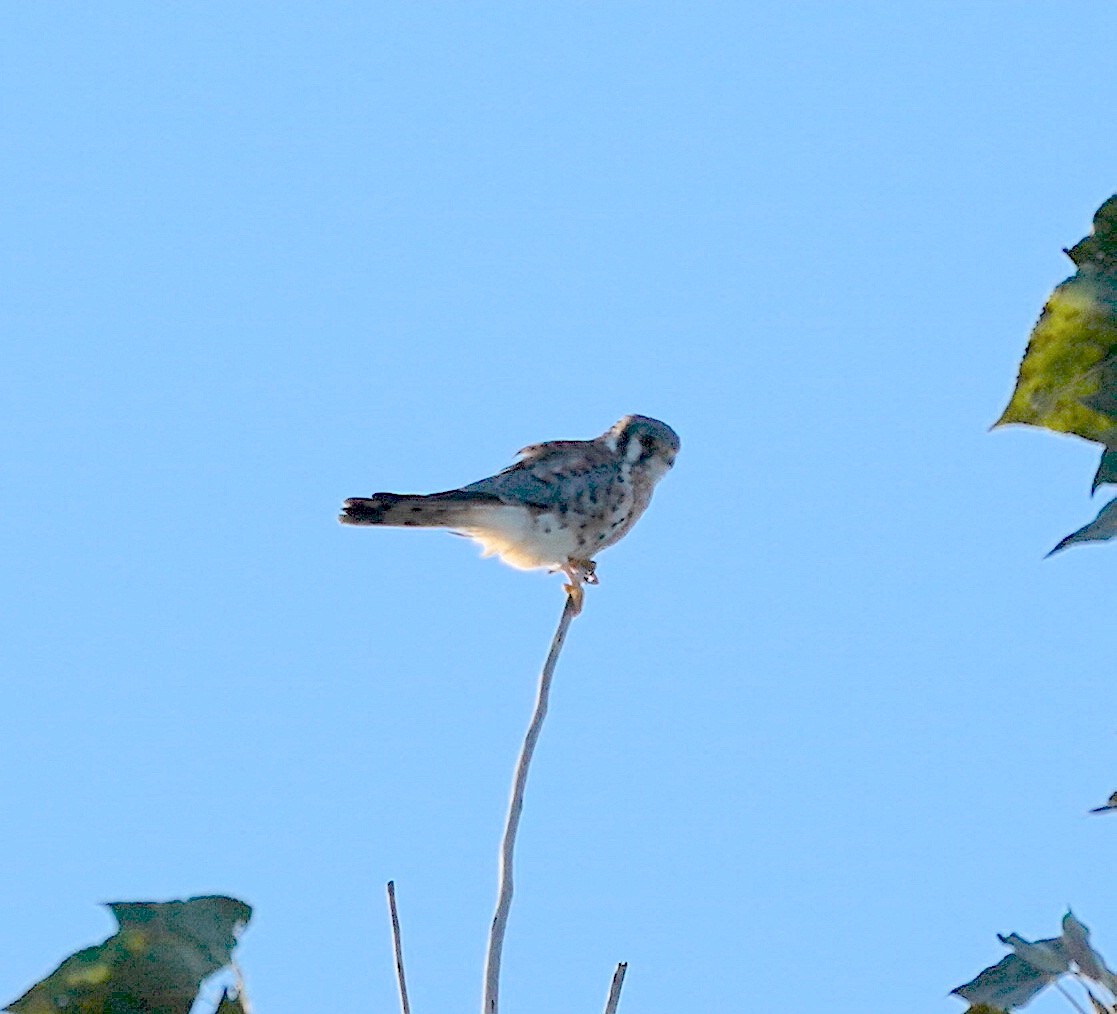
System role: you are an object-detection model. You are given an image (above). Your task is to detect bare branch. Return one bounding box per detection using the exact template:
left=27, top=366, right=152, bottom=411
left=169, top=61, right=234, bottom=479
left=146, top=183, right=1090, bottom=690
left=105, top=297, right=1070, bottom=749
left=1056, top=978, right=1091, bottom=1014
left=603, top=962, right=628, bottom=1014
left=386, top=881, right=412, bottom=1014
left=482, top=592, right=580, bottom=1014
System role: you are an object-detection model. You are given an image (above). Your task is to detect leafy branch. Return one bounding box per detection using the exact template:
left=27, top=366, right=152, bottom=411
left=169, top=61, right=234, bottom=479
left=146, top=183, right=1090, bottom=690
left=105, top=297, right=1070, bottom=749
left=954, top=911, right=1117, bottom=1013
left=996, top=193, right=1117, bottom=553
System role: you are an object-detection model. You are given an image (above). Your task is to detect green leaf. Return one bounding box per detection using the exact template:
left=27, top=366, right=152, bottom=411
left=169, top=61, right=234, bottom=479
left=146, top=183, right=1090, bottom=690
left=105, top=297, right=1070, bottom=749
left=1045, top=498, right=1117, bottom=557
left=996, top=195, right=1117, bottom=449
left=952, top=938, right=1066, bottom=1009
left=1090, top=790, right=1117, bottom=813
left=1062, top=910, right=1117, bottom=992
left=997, top=933, right=1070, bottom=975
left=4, top=895, right=251, bottom=1014
left=1092, top=447, right=1117, bottom=493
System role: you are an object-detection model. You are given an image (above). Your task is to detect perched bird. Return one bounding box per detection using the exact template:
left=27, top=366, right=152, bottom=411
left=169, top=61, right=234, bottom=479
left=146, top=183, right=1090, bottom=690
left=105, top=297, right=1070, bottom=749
left=339, top=414, right=680, bottom=612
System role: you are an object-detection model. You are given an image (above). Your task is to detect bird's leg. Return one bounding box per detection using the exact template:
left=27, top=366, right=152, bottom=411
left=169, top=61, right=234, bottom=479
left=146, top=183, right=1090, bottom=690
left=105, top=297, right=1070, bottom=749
left=574, top=559, right=599, bottom=585
left=560, top=559, right=599, bottom=614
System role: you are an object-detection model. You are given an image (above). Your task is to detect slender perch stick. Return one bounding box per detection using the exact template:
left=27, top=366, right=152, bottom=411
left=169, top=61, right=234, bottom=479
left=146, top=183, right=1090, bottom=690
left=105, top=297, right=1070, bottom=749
left=603, top=962, right=628, bottom=1014
left=386, top=881, right=412, bottom=1014
left=482, top=592, right=580, bottom=1014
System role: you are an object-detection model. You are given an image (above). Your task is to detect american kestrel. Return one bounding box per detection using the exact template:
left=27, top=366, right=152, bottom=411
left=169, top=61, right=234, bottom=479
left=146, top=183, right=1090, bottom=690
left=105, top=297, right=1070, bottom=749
left=339, top=414, right=680, bottom=612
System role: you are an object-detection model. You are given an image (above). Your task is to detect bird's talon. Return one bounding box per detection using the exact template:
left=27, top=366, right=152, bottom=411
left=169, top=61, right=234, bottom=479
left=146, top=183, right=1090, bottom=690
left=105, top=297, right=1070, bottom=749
left=563, top=583, right=585, bottom=614
left=572, top=559, right=598, bottom=585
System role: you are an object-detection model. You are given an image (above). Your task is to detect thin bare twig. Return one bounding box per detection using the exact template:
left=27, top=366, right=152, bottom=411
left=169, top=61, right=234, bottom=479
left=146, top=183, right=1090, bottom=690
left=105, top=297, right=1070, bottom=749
left=386, top=881, right=412, bottom=1014
left=1056, top=978, right=1091, bottom=1014
left=603, top=962, right=628, bottom=1014
left=482, top=592, right=580, bottom=1014
left=1067, top=973, right=1115, bottom=1014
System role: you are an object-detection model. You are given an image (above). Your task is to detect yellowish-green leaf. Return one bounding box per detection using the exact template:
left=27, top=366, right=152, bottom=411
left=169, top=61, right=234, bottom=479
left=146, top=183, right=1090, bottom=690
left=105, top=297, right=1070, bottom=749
left=996, top=195, right=1117, bottom=447
left=4, top=895, right=251, bottom=1014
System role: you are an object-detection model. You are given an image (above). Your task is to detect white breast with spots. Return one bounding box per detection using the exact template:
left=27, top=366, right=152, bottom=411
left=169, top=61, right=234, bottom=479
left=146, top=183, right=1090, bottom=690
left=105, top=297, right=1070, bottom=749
left=458, top=505, right=582, bottom=571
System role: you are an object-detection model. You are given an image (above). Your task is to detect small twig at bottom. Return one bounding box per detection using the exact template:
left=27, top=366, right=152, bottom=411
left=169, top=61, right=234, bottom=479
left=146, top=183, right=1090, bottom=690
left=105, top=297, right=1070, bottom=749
left=603, top=962, right=628, bottom=1014
left=1055, top=978, right=1091, bottom=1014
left=482, top=591, right=580, bottom=1014
left=386, top=881, right=412, bottom=1014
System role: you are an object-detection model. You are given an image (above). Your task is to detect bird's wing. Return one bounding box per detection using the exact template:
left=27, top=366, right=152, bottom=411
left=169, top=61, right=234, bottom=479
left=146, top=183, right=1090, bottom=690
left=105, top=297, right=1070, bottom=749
left=515, top=439, right=595, bottom=463
left=459, top=439, right=615, bottom=508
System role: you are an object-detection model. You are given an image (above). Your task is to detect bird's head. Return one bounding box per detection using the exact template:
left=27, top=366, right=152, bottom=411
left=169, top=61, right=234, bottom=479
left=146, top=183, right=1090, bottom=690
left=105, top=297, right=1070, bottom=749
left=606, top=415, right=680, bottom=479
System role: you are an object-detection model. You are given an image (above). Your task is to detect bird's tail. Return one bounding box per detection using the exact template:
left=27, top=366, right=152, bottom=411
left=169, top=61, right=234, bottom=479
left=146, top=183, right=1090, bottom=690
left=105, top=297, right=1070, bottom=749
left=339, top=491, right=495, bottom=528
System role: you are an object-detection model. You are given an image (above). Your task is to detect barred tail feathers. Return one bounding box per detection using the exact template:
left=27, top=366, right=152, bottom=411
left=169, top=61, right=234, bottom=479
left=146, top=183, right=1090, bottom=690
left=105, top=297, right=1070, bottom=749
left=338, top=491, right=498, bottom=528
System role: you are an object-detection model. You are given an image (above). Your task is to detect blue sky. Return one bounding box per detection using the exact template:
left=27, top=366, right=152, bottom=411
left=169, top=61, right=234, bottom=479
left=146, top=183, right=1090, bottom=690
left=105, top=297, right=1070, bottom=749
left=4, top=4, right=1117, bottom=1012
